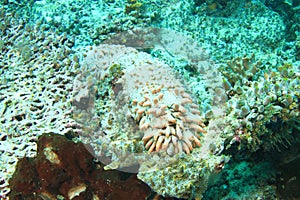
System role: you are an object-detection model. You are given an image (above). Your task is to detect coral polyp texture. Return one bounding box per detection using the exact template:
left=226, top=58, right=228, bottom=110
left=74, top=44, right=207, bottom=158
left=119, top=55, right=206, bottom=155
left=2, top=0, right=300, bottom=199
left=73, top=43, right=227, bottom=198
left=221, top=55, right=300, bottom=152
left=0, top=8, right=80, bottom=198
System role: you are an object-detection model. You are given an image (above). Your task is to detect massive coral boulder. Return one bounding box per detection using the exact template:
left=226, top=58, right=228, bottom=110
left=72, top=38, right=228, bottom=198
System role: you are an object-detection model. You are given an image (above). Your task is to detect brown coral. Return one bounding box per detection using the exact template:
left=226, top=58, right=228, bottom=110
left=8, top=133, right=153, bottom=200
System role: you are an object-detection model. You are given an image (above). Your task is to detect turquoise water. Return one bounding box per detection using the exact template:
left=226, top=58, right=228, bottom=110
left=0, top=0, right=299, bottom=199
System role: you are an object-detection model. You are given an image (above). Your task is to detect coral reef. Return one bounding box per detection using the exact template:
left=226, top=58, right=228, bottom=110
left=0, top=7, right=80, bottom=198
left=221, top=56, right=299, bottom=152
left=1, top=0, right=300, bottom=199
left=148, top=0, right=288, bottom=65
left=8, top=133, right=153, bottom=200
left=118, top=51, right=206, bottom=155
left=204, top=160, right=278, bottom=199
left=219, top=54, right=262, bottom=87
left=203, top=137, right=300, bottom=200
left=72, top=42, right=228, bottom=198
left=125, top=0, right=143, bottom=15
left=5, top=0, right=153, bottom=45
left=193, top=0, right=240, bottom=16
